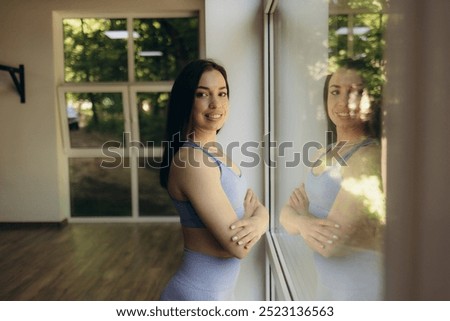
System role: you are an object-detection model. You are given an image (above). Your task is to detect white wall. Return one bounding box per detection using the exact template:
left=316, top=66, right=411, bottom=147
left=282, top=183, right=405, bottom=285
left=0, top=0, right=64, bottom=222
left=205, top=0, right=265, bottom=301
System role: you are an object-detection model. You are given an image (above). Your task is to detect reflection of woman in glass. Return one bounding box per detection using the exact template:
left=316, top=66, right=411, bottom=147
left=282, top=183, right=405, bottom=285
left=159, top=59, right=269, bottom=300
left=280, top=60, right=385, bottom=300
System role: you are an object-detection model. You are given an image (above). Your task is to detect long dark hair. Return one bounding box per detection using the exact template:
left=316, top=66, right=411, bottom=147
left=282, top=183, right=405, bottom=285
left=323, top=59, right=381, bottom=143
left=159, top=59, right=230, bottom=189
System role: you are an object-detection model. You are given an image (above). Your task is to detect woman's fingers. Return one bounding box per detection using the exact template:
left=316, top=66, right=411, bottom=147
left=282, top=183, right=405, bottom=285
left=244, top=189, right=258, bottom=216
left=230, top=217, right=250, bottom=230
left=314, top=231, right=337, bottom=247
left=293, top=188, right=303, bottom=201
left=244, top=188, right=253, bottom=202
left=244, top=235, right=260, bottom=250
left=289, top=186, right=309, bottom=214
left=299, top=184, right=309, bottom=204
left=305, top=235, right=327, bottom=252
left=236, top=231, right=255, bottom=246
left=230, top=217, right=262, bottom=246
left=306, top=233, right=337, bottom=256
left=304, top=219, right=341, bottom=249
left=230, top=222, right=255, bottom=241
left=245, top=189, right=259, bottom=204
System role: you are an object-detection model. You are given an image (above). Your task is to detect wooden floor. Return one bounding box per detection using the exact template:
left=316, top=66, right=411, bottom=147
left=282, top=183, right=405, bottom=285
left=0, top=223, right=184, bottom=300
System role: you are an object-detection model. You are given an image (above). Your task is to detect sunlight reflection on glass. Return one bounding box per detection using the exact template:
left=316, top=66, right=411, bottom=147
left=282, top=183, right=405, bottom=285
left=360, top=88, right=372, bottom=120
left=341, top=175, right=386, bottom=222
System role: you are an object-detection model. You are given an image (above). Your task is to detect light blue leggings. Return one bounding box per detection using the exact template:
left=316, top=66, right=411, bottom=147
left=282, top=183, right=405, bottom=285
left=314, top=250, right=383, bottom=300
left=160, top=248, right=240, bottom=301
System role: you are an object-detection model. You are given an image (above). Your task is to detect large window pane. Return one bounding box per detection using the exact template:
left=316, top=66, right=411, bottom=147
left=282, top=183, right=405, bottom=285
left=69, top=158, right=131, bottom=217
left=63, top=18, right=128, bottom=82
left=134, top=17, right=199, bottom=81
left=270, top=0, right=387, bottom=300
left=272, top=0, right=328, bottom=300
left=64, top=92, right=125, bottom=148
left=138, top=158, right=177, bottom=217
left=136, top=92, right=169, bottom=146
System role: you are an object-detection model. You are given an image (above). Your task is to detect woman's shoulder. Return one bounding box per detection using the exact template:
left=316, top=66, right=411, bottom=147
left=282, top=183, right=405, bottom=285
left=171, top=145, right=220, bottom=175
left=343, top=140, right=381, bottom=176
left=356, top=139, right=381, bottom=159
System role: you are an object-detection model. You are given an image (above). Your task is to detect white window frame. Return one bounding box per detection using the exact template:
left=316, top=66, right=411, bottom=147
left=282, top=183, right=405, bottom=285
left=263, top=0, right=292, bottom=301
left=54, top=8, right=205, bottom=222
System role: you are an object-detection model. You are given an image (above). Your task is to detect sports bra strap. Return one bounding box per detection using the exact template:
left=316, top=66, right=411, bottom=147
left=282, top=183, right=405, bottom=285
left=317, top=137, right=376, bottom=164
left=183, top=141, right=222, bottom=167
left=342, top=137, right=376, bottom=161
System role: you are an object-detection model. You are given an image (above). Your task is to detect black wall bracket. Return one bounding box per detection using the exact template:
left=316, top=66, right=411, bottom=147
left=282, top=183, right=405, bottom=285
left=0, top=64, right=25, bottom=103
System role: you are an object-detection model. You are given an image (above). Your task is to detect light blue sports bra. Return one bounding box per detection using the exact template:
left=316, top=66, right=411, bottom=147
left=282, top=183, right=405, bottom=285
left=170, top=141, right=248, bottom=228
left=305, top=138, right=376, bottom=218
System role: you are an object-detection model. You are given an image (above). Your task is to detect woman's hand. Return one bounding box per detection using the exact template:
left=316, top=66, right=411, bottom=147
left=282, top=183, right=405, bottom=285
left=280, top=184, right=343, bottom=257
left=243, top=188, right=258, bottom=218
left=289, top=184, right=309, bottom=215
left=296, top=214, right=344, bottom=257
left=229, top=189, right=269, bottom=251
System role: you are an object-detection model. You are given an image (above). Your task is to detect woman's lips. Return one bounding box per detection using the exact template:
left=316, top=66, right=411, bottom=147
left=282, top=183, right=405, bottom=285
left=205, top=113, right=223, bottom=120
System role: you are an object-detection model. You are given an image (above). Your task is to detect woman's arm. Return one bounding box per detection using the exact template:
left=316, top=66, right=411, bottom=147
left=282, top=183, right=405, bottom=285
left=172, top=147, right=257, bottom=259
left=278, top=146, right=343, bottom=256
left=280, top=185, right=341, bottom=256
left=229, top=189, right=269, bottom=251
left=280, top=144, right=385, bottom=257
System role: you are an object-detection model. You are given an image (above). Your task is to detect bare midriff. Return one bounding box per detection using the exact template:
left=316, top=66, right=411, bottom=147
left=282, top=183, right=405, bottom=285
left=182, top=227, right=233, bottom=258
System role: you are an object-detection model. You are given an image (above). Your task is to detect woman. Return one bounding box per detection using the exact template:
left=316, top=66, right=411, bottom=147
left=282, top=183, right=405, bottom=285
left=159, top=59, right=269, bottom=300
left=280, top=60, right=385, bottom=300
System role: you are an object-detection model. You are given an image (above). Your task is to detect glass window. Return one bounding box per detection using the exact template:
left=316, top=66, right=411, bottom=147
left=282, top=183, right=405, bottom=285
left=69, top=158, right=132, bottom=217
left=266, top=0, right=388, bottom=300
left=136, top=92, right=170, bottom=146
left=138, top=157, right=178, bottom=217
left=63, top=18, right=128, bottom=82
left=58, top=10, right=202, bottom=219
left=64, top=92, right=125, bottom=149
left=134, top=17, right=199, bottom=81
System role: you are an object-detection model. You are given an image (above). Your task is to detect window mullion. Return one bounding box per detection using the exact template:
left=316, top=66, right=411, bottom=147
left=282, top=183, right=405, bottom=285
left=127, top=17, right=135, bottom=83
left=347, top=14, right=354, bottom=58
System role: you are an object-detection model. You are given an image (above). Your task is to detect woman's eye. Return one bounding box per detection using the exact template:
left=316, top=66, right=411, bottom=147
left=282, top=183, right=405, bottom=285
left=219, top=92, right=228, bottom=97
left=350, top=89, right=363, bottom=97
left=330, top=90, right=339, bottom=96
left=195, top=92, right=207, bottom=98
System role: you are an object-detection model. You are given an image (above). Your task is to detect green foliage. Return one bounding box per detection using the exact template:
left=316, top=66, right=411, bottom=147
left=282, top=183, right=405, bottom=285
left=328, top=13, right=387, bottom=103
left=134, top=18, right=199, bottom=81
left=137, top=92, right=170, bottom=145
left=63, top=17, right=199, bottom=140
left=327, top=10, right=388, bottom=141
left=63, top=18, right=128, bottom=82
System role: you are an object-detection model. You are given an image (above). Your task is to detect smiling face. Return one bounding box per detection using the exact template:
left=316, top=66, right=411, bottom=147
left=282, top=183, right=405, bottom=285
left=327, top=68, right=367, bottom=130
left=188, top=69, right=229, bottom=139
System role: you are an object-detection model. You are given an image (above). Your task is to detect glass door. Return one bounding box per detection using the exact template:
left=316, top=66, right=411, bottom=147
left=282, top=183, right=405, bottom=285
left=57, top=13, right=201, bottom=220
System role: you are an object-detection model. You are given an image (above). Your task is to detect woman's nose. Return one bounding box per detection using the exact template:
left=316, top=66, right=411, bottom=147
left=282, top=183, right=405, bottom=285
left=209, top=96, right=218, bottom=108
left=337, top=93, right=349, bottom=107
